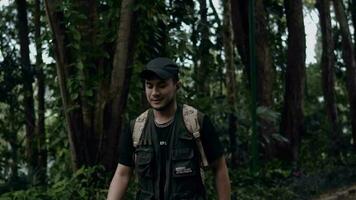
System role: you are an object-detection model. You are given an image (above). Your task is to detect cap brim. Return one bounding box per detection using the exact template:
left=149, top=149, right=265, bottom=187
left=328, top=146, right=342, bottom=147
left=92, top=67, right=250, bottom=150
left=140, top=69, right=173, bottom=80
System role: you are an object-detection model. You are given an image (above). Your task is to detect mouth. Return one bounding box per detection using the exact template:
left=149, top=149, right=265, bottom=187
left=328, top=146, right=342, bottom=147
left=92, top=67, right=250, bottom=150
left=151, top=99, right=162, bottom=104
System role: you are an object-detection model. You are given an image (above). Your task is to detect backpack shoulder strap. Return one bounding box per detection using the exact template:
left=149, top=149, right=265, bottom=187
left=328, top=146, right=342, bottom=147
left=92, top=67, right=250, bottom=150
left=132, top=109, right=149, bottom=148
left=182, top=104, right=209, bottom=167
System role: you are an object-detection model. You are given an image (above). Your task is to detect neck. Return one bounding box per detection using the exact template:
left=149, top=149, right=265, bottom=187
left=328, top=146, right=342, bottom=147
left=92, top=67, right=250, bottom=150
left=153, top=101, right=177, bottom=123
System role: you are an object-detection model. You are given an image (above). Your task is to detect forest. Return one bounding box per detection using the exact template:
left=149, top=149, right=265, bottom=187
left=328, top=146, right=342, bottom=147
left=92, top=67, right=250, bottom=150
left=0, top=0, right=356, bottom=199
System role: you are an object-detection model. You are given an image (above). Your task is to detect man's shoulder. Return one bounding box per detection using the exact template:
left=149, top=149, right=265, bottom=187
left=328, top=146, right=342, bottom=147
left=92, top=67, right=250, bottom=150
left=130, top=109, right=151, bottom=147
left=181, top=104, right=205, bottom=115
left=131, top=108, right=151, bottom=122
left=130, top=104, right=209, bottom=125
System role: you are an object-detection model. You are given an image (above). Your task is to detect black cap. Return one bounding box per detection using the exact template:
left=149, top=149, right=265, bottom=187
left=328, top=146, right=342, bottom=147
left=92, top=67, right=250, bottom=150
left=140, top=57, right=179, bottom=80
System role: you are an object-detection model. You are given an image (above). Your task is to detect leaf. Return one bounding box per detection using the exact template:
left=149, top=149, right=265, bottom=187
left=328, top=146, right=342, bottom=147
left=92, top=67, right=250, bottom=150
left=77, top=61, right=84, bottom=70
left=271, top=133, right=289, bottom=143
left=256, top=106, right=280, bottom=123
left=84, top=89, right=93, bottom=97
left=70, top=92, right=79, bottom=100
left=73, top=29, right=81, bottom=41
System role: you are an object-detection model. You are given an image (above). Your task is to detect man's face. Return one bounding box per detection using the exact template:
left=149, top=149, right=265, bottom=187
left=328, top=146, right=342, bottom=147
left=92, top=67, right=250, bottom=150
left=145, top=78, right=178, bottom=111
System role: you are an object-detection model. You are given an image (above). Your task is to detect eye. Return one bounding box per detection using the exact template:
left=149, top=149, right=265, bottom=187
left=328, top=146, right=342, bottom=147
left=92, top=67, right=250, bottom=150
left=146, top=82, right=153, bottom=89
left=158, top=83, right=167, bottom=88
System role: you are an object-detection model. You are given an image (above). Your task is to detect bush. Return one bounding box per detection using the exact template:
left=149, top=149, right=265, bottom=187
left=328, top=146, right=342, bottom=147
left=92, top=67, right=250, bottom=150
left=0, top=166, right=108, bottom=200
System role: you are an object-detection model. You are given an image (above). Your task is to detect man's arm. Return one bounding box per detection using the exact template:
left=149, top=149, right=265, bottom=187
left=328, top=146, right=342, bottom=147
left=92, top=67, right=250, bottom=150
left=107, top=164, right=133, bottom=200
left=210, top=156, right=231, bottom=200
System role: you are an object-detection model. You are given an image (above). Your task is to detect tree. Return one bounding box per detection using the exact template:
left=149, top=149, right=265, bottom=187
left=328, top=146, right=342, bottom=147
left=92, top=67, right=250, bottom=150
left=255, top=0, right=275, bottom=159
left=34, top=0, right=47, bottom=185
left=230, top=0, right=250, bottom=82
left=104, top=0, right=136, bottom=170
left=316, top=0, right=340, bottom=154
left=44, top=0, right=81, bottom=170
left=0, top=3, right=25, bottom=186
left=231, top=0, right=275, bottom=159
left=197, top=0, right=211, bottom=96
left=333, top=0, right=356, bottom=149
left=135, top=0, right=170, bottom=60
left=0, top=56, right=23, bottom=184
left=15, top=0, right=37, bottom=182
left=44, top=0, right=136, bottom=171
left=351, top=0, right=356, bottom=54
left=280, top=0, right=306, bottom=163
left=223, top=0, right=238, bottom=167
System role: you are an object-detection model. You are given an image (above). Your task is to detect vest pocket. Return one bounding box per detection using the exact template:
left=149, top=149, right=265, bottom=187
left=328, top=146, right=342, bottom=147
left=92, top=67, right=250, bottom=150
left=172, top=148, right=197, bottom=177
left=136, top=189, right=154, bottom=200
left=135, top=148, right=153, bottom=178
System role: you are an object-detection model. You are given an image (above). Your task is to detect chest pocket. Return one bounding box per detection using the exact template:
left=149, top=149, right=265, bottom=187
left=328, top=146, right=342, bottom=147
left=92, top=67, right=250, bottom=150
left=135, top=147, right=154, bottom=178
left=172, top=148, right=198, bottom=177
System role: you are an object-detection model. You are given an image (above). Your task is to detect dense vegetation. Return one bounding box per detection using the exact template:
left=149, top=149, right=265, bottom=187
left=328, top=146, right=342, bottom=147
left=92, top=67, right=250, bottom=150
left=0, top=0, right=356, bottom=199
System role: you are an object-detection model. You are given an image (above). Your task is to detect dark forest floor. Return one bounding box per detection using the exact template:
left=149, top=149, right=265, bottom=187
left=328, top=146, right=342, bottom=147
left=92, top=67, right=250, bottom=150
left=313, top=184, right=356, bottom=200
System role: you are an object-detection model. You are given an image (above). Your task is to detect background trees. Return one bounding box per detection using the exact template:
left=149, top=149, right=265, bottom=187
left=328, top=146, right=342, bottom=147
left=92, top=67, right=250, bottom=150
left=1, top=0, right=356, bottom=199
left=333, top=0, right=356, bottom=149
left=15, top=0, right=37, bottom=184
left=44, top=0, right=135, bottom=172
left=316, top=0, right=339, bottom=155
left=279, top=0, right=306, bottom=165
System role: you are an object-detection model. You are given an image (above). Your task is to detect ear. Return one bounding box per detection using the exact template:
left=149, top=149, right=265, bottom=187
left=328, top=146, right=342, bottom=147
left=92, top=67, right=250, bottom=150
left=176, top=81, right=181, bottom=90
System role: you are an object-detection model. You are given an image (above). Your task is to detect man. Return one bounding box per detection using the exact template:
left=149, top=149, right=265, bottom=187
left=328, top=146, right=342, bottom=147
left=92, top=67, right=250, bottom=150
left=107, top=57, right=231, bottom=200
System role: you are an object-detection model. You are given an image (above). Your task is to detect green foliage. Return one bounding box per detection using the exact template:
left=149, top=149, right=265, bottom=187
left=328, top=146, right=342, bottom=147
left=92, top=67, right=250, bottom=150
left=0, top=166, right=294, bottom=199
left=2, top=0, right=356, bottom=199
left=0, top=5, right=28, bottom=186
left=0, top=166, right=109, bottom=200
left=2, top=157, right=356, bottom=200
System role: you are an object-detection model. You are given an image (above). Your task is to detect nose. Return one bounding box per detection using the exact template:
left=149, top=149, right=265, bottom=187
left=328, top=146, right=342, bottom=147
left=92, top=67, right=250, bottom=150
left=152, top=86, right=160, bottom=96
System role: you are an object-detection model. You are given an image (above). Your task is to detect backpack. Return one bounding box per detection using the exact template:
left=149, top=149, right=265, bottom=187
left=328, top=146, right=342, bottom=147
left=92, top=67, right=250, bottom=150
left=132, top=104, right=208, bottom=167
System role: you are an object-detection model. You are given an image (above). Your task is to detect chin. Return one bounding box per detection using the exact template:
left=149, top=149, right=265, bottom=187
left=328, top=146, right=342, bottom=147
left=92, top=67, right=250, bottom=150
left=150, top=103, right=161, bottom=108
left=151, top=104, right=165, bottom=111
left=152, top=106, right=164, bottom=111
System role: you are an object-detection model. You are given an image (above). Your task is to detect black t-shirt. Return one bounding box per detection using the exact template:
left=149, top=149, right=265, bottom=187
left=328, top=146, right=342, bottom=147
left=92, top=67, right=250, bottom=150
left=118, top=115, right=224, bottom=197
left=156, top=123, right=171, bottom=199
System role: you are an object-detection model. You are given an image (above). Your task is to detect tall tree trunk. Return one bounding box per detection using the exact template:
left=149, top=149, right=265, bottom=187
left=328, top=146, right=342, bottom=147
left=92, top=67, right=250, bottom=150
left=15, top=0, right=37, bottom=182
left=197, top=0, right=210, bottom=96
left=156, top=1, right=169, bottom=57
left=191, top=21, right=198, bottom=73
left=34, top=0, right=47, bottom=185
left=223, top=0, right=238, bottom=168
left=74, top=0, right=98, bottom=166
left=280, top=0, right=306, bottom=163
left=333, top=0, right=356, bottom=148
left=44, top=0, right=84, bottom=170
left=9, top=135, right=19, bottom=182
left=231, top=0, right=275, bottom=159
left=230, top=0, right=250, bottom=83
left=9, top=106, right=19, bottom=182
left=351, top=0, right=356, bottom=59
left=255, top=0, right=275, bottom=159
left=316, top=0, right=340, bottom=154
left=104, top=0, right=136, bottom=171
